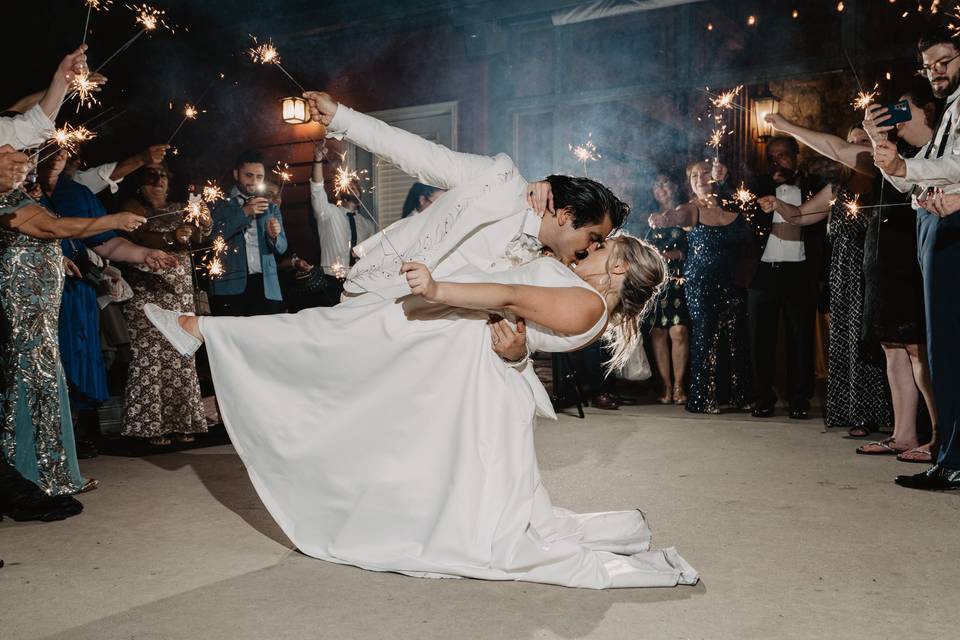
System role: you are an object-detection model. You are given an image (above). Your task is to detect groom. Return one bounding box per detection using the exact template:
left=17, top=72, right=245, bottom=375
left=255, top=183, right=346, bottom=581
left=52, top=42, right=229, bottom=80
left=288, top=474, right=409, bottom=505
left=303, top=93, right=626, bottom=360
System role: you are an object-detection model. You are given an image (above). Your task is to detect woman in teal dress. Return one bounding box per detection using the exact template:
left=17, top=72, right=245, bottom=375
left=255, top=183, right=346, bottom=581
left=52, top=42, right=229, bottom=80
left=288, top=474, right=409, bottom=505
left=0, top=190, right=149, bottom=495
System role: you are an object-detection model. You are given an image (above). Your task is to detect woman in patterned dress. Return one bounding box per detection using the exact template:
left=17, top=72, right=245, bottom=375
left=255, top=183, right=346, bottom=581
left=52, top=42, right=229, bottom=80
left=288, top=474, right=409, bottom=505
left=644, top=173, right=689, bottom=404
left=120, top=163, right=211, bottom=446
left=0, top=191, right=148, bottom=495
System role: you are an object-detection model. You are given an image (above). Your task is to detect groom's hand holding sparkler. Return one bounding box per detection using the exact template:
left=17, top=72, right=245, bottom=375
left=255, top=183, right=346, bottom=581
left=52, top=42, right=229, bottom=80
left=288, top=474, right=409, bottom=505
left=302, top=91, right=338, bottom=127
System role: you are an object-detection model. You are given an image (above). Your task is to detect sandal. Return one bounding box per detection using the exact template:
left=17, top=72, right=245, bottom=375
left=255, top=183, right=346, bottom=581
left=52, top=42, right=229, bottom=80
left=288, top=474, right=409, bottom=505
left=856, top=437, right=906, bottom=456
left=847, top=425, right=872, bottom=439
left=148, top=436, right=172, bottom=446
left=78, top=477, right=99, bottom=494
left=897, top=447, right=933, bottom=464
left=673, top=386, right=687, bottom=405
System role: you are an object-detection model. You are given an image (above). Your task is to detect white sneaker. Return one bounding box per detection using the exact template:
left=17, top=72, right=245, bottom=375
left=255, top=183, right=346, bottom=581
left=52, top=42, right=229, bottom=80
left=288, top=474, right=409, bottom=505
left=143, top=303, right=202, bottom=356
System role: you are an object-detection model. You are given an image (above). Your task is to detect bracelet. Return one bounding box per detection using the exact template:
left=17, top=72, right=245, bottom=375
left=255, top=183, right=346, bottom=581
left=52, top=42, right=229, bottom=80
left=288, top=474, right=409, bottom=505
left=163, top=231, right=175, bottom=247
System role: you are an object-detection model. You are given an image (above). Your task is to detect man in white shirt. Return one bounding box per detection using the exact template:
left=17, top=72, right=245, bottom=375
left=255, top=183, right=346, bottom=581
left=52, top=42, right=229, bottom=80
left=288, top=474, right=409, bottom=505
left=866, top=24, right=960, bottom=491
left=309, top=141, right=376, bottom=305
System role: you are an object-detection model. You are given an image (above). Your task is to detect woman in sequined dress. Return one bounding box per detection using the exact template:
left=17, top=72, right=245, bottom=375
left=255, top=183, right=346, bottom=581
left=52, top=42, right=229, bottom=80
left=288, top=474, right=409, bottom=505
left=649, top=161, right=751, bottom=414
left=0, top=193, right=147, bottom=495
left=644, top=173, right=689, bottom=404
left=119, top=163, right=211, bottom=446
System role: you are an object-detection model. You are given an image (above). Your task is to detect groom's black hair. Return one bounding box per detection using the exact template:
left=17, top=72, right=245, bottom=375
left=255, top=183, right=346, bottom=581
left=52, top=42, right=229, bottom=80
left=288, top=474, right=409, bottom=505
left=545, top=175, right=629, bottom=230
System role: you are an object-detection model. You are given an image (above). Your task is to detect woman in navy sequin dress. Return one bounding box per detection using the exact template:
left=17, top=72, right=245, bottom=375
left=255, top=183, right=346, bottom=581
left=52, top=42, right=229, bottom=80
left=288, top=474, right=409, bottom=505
left=649, top=161, right=751, bottom=413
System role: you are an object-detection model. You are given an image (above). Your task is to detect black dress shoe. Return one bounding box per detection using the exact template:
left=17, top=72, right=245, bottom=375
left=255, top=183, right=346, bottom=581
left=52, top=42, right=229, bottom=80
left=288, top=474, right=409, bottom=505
left=895, top=465, right=960, bottom=491
left=590, top=393, right=620, bottom=410
left=751, top=404, right=774, bottom=418
left=789, top=407, right=809, bottom=420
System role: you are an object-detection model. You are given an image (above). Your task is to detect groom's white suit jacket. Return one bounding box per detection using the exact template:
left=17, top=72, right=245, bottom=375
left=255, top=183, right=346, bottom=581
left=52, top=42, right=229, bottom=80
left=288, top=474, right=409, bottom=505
left=327, top=105, right=558, bottom=418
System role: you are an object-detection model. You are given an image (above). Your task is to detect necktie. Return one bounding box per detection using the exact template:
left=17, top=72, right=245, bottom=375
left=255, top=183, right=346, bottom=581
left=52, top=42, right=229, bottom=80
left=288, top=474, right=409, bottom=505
left=347, top=211, right=358, bottom=266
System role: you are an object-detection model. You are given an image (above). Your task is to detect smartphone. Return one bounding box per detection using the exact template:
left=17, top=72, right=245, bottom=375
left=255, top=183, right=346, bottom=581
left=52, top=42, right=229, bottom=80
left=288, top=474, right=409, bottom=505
left=880, top=100, right=912, bottom=126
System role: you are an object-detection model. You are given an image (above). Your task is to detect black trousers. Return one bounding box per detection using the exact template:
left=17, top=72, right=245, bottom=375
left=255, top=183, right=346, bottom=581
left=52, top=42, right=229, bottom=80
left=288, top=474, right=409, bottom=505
left=211, top=274, right=281, bottom=317
left=748, top=261, right=816, bottom=409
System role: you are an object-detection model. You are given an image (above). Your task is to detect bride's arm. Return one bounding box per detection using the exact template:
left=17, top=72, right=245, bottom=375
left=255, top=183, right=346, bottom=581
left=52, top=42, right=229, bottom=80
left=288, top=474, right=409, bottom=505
left=401, top=262, right=604, bottom=335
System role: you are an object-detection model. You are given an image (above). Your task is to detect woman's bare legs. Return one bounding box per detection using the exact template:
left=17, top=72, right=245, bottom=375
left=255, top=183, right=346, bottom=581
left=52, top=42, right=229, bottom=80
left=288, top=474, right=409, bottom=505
left=878, top=344, right=920, bottom=450
left=669, top=324, right=689, bottom=403
left=650, top=327, right=672, bottom=402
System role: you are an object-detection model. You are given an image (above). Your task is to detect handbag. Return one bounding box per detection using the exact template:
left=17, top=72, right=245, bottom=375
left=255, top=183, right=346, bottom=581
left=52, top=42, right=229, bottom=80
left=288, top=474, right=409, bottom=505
left=618, top=335, right=652, bottom=381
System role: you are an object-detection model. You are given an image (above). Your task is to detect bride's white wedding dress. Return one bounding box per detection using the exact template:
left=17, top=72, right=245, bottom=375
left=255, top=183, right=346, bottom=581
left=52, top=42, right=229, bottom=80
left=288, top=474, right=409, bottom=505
left=200, top=257, right=698, bottom=588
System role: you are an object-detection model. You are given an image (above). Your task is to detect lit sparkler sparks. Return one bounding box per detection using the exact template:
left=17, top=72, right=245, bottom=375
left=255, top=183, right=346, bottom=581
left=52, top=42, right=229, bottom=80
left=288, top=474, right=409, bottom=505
left=166, top=102, right=204, bottom=144
left=710, top=85, right=743, bottom=110
left=330, top=258, right=347, bottom=280
left=202, top=180, right=225, bottom=204
left=333, top=166, right=360, bottom=198
left=183, top=200, right=210, bottom=225
left=71, top=70, right=101, bottom=111
left=51, top=123, right=97, bottom=154
left=844, top=196, right=861, bottom=218
left=707, top=125, right=728, bottom=151
left=568, top=134, right=601, bottom=176
left=732, top=183, right=757, bottom=210
left=206, top=257, right=224, bottom=277
left=126, top=3, right=170, bottom=32
left=852, top=84, right=880, bottom=110
left=247, top=35, right=305, bottom=92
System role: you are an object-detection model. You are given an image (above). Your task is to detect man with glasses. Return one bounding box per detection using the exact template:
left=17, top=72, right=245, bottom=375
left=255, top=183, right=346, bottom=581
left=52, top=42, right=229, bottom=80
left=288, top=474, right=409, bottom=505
left=865, top=24, right=960, bottom=491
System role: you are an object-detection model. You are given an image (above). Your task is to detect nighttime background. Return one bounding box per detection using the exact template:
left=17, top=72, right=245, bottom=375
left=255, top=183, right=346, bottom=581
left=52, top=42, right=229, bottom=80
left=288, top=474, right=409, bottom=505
left=4, top=0, right=939, bottom=261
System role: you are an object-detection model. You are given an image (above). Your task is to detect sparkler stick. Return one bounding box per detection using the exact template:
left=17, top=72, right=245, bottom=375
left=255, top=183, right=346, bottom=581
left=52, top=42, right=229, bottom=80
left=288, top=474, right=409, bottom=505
left=81, top=0, right=112, bottom=45
left=272, top=162, right=292, bottom=196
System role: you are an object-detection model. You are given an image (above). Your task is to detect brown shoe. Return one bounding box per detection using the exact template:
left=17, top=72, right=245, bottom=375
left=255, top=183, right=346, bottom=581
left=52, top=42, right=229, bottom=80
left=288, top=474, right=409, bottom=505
left=591, top=393, right=620, bottom=410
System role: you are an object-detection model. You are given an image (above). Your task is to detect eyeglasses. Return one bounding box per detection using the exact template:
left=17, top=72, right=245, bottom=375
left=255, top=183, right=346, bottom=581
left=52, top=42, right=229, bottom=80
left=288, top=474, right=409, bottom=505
left=918, top=52, right=960, bottom=76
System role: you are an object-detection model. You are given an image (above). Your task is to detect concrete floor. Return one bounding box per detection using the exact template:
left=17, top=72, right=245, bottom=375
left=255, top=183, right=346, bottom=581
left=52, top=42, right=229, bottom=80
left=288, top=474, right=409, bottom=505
left=2, top=404, right=958, bottom=640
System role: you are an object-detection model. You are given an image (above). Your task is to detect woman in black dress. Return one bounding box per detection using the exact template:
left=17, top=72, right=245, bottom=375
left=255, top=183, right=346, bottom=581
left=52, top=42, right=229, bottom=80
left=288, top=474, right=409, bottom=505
left=644, top=172, right=689, bottom=404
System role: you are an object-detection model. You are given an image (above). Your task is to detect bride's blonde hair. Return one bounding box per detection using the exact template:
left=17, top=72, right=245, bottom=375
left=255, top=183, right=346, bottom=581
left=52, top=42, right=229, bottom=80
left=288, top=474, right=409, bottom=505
left=601, top=234, right=666, bottom=374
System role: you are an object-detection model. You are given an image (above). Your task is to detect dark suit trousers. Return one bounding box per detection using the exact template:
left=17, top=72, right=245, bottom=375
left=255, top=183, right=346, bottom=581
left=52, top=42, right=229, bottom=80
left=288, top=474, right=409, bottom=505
left=917, top=209, right=960, bottom=469
left=748, top=261, right=816, bottom=409
left=211, top=274, right=281, bottom=317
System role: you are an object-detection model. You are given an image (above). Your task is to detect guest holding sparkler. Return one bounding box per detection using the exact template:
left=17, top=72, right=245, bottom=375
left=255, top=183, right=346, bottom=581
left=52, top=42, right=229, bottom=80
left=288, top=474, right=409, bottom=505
left=117, top=162, right=211, bottom=446
left=38, top=150, right=174, bottom=459
left=310, top=141, right=374, bottom=305
left=651, top=161, right=751, bottom=414
left=868, top=23, right=960, bottom=490
left=0, top=45, right=92, bottom=150
left=68, top=144, right=171, bottom=196
left=209, top=150, right=288, bottom=316
left=758, top=115, right=893, bottom=438
left=741, top=137, right=823, bottom=420
left=0, top=146, right=30, bottom=194
left=643, top=171, right=689, bottom=405
left=0, top=180, right=149, bottom=496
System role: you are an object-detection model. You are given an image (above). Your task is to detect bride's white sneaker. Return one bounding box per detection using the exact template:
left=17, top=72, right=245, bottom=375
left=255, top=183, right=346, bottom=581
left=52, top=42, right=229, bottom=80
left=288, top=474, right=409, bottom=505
left=143, top=303, right=202, bottom=356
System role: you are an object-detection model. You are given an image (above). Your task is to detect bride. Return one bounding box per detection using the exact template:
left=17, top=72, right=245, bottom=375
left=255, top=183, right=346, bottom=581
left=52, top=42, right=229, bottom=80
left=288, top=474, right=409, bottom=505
left=145, top=230, right=698, bottom=589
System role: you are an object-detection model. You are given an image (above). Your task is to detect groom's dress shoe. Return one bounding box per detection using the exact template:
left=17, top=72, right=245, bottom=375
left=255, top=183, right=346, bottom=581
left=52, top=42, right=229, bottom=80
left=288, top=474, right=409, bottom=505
left=751, top=404, right=774, bottom=418
left=143, top=304, right=201, bottom=356
left=895, top=465, right=960, bottom=491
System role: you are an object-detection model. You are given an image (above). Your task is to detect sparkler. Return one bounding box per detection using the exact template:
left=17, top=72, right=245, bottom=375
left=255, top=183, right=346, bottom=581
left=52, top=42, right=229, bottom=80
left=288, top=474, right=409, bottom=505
left=71, top=70, right=101, bottom=111
left=247, top=36, right=305, bottom=92
left=707, top=125, right=727, bottom=151
left=182, top=200, right=210, bottom=226
left=202, top=180, right=225, bottom=204
left=732, top=183, right=756, bottom=210
left=272, top=161, right=292, bottom=196
left=710, top=85, right=743, bottom=111
left=852, top=84, right=880, bottom=110
left=51, top=123, right=97, bottom=155
left=568, top=134, right=601, bottom=176
left=166, top=102, right=204, bottom=145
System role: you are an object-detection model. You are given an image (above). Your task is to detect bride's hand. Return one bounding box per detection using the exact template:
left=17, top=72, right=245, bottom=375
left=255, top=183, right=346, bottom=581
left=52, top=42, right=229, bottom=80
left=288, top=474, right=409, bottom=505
left=526, top=180, right=554, bottom=218
left=400, top=262, right=439, bottom=300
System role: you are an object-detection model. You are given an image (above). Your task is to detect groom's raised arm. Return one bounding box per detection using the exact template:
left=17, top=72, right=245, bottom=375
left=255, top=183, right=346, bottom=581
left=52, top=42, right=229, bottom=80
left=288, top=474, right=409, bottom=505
left=304, top=92, right=496, bottom=190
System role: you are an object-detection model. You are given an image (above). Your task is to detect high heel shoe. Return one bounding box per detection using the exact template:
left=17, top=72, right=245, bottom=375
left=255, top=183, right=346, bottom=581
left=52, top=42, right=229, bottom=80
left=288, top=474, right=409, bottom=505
left=673, top=385, right=687, bottom=405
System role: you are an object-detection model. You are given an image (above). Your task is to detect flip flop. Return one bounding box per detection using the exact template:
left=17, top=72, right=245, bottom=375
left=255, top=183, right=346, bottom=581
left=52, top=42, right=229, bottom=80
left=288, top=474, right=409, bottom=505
left=896, top=447, right=933, bottom=464
left=856, top=437, right=906, bottom=456
left=847, top=425, right=872, bottom=439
